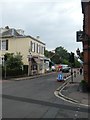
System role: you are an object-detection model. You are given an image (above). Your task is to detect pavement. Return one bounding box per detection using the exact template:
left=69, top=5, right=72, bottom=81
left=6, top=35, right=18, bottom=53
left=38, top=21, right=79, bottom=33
left=57, top=73, right=90, bottom=107
left=1, top=72, right=57, bottom=81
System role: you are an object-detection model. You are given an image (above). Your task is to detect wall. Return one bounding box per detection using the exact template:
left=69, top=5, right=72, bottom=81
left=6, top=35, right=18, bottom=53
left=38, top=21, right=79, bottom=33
left=82, top=2, right=90, bottom=87
left=0, top=37, right=45, bottom=65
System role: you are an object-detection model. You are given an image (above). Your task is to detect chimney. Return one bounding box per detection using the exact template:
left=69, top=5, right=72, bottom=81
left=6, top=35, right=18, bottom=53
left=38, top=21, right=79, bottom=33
left=36, top=36, right=40, bottom=39
left=5, top=26, right=9, bottom=29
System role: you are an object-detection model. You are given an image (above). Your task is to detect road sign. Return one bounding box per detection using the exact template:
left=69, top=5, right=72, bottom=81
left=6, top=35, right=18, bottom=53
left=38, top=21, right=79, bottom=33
left=57, top=73, right=63, bottom=81
left=76, top=31, right=83, bottom=42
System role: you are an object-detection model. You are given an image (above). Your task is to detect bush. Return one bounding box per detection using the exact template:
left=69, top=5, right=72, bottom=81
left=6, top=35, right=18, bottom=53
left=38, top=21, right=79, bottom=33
left=2, top=67, right=22, bottom=77
left=80, top=80, right=88, bottom=92
left=2, top=65, right=28, bottom=78
left=23, top=65, right=28, bottom=74
left=2, top=52, right=25, bottom=78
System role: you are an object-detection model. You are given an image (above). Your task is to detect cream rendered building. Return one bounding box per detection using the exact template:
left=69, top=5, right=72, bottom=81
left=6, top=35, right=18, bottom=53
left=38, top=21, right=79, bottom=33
left=0, top=27, right=46, bottom=75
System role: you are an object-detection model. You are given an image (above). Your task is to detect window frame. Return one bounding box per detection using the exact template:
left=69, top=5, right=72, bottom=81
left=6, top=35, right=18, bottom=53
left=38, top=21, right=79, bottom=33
left=0, top=39, right=8, bottom=51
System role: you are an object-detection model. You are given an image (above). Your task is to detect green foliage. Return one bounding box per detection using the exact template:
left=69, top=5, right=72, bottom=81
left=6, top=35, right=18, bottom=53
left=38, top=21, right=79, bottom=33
left=63, top=59, right=69, bottom=65
left=80, top=80, right=87, bottom=85
left=74, top=59, right=81, bottom=68
left=45, top=46, right=70, bottom=65
left=51, top=54, right=61, bottom=64
left=44, top=50, right=50, bottom=58
left=80, top=80, right=88, bottom=92
left=2, top=52, right=24, bottom=77
left=55, top=46, right=69, bottom=60
left=45, top=46, right=81, bottom=68
left=5, top=52, right=23, bottom=70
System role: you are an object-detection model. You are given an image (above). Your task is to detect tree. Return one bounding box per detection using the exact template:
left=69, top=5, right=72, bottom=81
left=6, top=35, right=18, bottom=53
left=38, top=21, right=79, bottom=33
left=74, top=59, right=81, bottom=68
left=2, top=52, right=24, bottom=77
left=44, top=46, right=81, bottom=68
left=44, top=46, right=70, bottom=65
left=55, top=46, right=70, bottom=61
left=44, top=50, right=50, bottom=58
left=5, top=52, right=23, bottom=70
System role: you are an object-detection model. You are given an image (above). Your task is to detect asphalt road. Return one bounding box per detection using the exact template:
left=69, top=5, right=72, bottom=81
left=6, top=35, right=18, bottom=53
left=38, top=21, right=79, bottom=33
left=1, top=72, right=89, bottom=118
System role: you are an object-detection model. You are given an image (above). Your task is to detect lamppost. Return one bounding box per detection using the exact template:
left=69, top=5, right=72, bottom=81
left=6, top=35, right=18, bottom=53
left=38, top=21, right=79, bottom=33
left=3, top=54, right=7, bottom=79
left=69, top=52, right=75, bottom=83
left=2, top=57, right=4, bottom=67
left=28, top=49, right=32, bottom=76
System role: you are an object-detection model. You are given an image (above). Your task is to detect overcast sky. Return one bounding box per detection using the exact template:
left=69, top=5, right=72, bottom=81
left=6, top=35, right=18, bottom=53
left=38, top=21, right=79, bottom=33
left=0, top=0, right=83, bottom=54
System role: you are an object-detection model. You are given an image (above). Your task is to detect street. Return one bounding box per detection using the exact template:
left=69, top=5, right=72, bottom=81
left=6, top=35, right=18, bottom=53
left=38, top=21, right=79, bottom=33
left=1, top=72, right=89, bottom=118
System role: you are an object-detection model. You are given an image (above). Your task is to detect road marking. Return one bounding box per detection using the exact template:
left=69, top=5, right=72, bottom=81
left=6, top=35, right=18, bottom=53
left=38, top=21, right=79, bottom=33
left=77, top=107, right=80, bottom=110
left=75, top=114, right=78, bottom=117
left=2, top=94, right=88, bottom=113
left=76, top=111, right=79, bottom=113
left=54, top=89, right=89, bottom=107
left=54, top=76, right=89, bottom=107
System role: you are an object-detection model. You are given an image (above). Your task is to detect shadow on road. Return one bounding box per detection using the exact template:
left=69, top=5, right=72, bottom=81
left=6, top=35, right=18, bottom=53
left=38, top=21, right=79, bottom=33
left=2, top=94, right=89, bottom=113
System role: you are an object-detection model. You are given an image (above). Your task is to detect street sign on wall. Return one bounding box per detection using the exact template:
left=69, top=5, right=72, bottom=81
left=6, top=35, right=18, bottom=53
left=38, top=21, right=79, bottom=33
left=76, top=31, right=83, bottom=42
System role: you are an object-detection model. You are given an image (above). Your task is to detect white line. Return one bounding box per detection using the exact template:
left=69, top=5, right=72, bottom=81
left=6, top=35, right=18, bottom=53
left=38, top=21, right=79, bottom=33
left=75, top=114, right=78, bottom=117
left=76, top=111, right=79, bottom=113
left=54, top=90, right=89, bottom=107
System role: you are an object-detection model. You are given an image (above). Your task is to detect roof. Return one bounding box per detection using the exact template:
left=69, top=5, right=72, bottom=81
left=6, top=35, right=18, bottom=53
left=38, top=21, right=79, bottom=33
left=27, top=35, right=45, bottom=45
left=0, top=28, right=23, bottom=38
left=0, top=28, right=45, bottom=45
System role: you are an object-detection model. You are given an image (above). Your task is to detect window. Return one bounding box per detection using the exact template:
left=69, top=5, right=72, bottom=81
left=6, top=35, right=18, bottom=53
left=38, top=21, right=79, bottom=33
left=34, top=43, right=35, bottom=52
left=0, top=39, right=8, bottom=50
left=40, top=46, right=43, bottom=54
left=40, top=46, right=44, bottom=55
left=37, top=44, right=38, bottom=53
left=2, top=40, right=6, bottom=50
left=30, top=41, right=35, bottom=52
left=42, top=47, right=45, bottom=55
left=32, top=43, right=34, bottom=52
left=38, top=45, right=40, bottom=53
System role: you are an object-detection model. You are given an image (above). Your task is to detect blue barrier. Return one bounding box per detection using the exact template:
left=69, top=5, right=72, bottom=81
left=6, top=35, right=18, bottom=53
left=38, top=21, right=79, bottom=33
left=57, top=73, right=63, bottom=81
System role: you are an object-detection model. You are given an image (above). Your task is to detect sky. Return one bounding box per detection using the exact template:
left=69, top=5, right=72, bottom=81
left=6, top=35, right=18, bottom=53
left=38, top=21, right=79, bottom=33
left=0, top=0, right=83, bottom=54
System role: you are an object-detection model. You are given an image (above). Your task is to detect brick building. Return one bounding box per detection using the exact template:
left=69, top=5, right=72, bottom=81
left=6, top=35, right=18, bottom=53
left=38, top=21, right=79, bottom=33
left=81, top=0, right=90, bottom=88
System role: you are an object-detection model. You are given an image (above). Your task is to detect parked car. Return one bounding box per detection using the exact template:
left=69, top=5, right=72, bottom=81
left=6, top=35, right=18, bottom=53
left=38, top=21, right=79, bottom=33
left=62, top=67, right=70, bottom=73
left=61, top=64, right=70, bottom=73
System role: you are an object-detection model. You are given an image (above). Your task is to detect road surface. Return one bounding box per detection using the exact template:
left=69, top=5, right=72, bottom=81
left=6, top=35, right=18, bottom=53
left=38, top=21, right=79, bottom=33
left=1, top=72, right=89, bottom=118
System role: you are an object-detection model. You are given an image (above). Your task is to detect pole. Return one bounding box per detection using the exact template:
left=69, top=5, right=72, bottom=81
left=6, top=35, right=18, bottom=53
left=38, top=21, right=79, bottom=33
left=30, top=59, right=32, bottom=75
left=71, top=65, right=73, bottom=83
left=4, top=62, right=6, bottom=79
left=28, top=56, right=32, bottom=76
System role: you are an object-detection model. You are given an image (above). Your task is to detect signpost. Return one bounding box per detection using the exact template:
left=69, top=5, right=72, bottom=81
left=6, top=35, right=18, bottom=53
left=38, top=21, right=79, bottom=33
left=4, top=54, right=7, bottom=79
left=69, top=52, right=75, bottom=83
left=28, top=53, right=32, bottom=76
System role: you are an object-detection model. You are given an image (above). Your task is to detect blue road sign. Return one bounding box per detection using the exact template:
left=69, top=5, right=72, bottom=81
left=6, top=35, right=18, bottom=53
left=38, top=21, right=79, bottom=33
left=57, top=73, right=63, bottom=81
